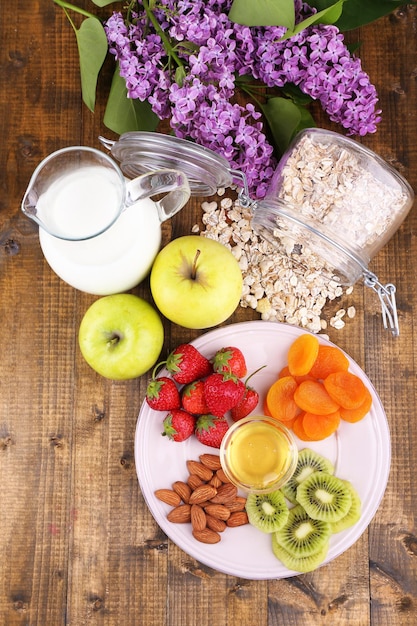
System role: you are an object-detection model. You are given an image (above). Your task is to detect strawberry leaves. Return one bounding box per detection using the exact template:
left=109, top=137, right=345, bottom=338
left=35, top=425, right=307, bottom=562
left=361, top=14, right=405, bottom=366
left=195, top=415, right=229, bottom=448
left=166, top=343, right=212, bottom=384
left=146, top=376, right=181, bottom=411
left=212, top=346, right=247, bottom=378
left=162, top=409, right=196, bottom=442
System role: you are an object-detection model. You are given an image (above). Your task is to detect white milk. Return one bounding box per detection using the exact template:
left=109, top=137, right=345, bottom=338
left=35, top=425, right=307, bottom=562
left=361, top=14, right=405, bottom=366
left=38, top=168, right=162, bottom=294
left=36, top=165, right=123, bottom=239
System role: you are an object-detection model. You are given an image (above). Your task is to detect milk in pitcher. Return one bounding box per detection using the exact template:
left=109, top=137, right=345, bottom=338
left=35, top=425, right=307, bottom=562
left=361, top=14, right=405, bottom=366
left=37, top=166, right=162, bottom=294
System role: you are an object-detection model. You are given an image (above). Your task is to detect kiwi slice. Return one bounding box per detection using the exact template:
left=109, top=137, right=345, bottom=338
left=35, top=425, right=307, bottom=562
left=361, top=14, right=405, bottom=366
left=273, top=504, right=332, bottom=558
left=331, top=480, right=362, bottom=533
left=245, top=490, right=289, bottom=533
left=296, top=471, right=352, bottom=523
left=281, top=448, right=335, bottom=504
left=272, top=533, right=329, bottom=573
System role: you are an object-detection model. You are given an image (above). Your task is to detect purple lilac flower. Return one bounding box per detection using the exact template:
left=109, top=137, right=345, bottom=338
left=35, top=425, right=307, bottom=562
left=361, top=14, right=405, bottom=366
left=169, top=77, right=277, bottom=196
left=250, top=22, right=381, bottom=135
left=104, top=0, right=382, bottom=197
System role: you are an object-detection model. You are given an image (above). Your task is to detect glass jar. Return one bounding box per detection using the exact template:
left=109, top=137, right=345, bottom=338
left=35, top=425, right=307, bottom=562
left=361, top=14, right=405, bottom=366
left=255, top=128, right=413, bottom=284
left=251, top=128, right=414, bottom=336
left=99, top=130, right=414, bottom=335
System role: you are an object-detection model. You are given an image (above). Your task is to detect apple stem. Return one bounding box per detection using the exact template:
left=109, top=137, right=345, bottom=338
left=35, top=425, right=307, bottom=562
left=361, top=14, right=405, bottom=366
left=191, top=249, right=201, bottom=280
left=108, top=332, right=122, bottom=347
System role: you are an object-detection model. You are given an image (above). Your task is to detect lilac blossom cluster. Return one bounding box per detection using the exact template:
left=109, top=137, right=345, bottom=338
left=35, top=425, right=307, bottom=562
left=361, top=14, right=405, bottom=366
left=105, top=0, right=381, bottom=198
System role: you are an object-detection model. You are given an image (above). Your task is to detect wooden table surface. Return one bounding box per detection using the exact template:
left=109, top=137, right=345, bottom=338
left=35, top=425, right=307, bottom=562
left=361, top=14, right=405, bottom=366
left=1, top=3, right=417, bottom=625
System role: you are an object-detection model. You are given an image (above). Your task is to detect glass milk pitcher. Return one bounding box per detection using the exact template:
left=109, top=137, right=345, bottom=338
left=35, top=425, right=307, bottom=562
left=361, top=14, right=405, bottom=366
left=21, top=146, right=190, bottom=295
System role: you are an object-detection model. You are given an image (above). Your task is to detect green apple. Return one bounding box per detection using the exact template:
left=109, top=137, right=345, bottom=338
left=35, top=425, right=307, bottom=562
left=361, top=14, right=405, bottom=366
left=150, top=235, right=243, bottom=329
left=78, top=294, right=164, bottom=380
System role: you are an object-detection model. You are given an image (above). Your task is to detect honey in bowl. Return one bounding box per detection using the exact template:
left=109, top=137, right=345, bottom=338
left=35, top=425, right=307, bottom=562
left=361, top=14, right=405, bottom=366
left=220, top=416, right=298, bottom=494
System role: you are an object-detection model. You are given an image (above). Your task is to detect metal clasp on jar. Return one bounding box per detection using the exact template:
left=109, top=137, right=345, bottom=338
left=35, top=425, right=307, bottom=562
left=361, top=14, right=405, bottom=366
left=363, top=270, right=399, bottom=336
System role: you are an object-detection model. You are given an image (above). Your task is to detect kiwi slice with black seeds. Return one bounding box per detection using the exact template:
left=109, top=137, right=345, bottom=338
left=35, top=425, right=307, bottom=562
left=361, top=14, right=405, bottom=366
left=281, top=448, right=335, bottom=504
left=245, top=490, right=289, bottom=533
left=272, top=533, right=329, bottom=573
left=273, top=504, right=332, bottom=558
left=296, top=471, right=352, bottom=523
left=331, top=480, right=362, bottom=533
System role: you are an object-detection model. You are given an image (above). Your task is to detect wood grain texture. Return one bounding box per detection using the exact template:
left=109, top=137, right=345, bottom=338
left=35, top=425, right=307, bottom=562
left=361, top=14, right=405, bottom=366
left=1, top=2, right=416, bottom=625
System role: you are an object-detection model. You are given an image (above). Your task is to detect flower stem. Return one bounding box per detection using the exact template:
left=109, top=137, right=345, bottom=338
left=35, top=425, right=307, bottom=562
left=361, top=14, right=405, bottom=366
left=238, top=82, right=264, bottom=108
left=142, top=0, right=184, bottom=73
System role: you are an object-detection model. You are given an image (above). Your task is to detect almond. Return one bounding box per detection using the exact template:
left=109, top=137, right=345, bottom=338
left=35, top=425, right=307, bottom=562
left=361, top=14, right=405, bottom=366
left=204, top=503, right=231, bottom=521
left=209, top=474, right=223, bottom=488
left=172, top=480, right=192, bottom=504
left=187, top=474, right=203, bottom=490
left=206, top=514, right=227, bottom=533
left=154, top=489, right=182, bottom=507
left=186, top=460, right=213, bottom=482
left=226, top=511, right=249, bottom=527
left=190, top=504, right=207, bottom=532
left=216, top=468, right=231, bottom=484
left=191, top=500, right=211, bottom=509
left=189, top=484, right=217, bottom=505
left=225, top=496, right=247, bottom=512
left=210, top=483, right=237, bottom=504
left=166, top=504, right=191, bottom=523
left=192, top=528, right=221, bottom=544
left=199, top=453, right=222, bottom=471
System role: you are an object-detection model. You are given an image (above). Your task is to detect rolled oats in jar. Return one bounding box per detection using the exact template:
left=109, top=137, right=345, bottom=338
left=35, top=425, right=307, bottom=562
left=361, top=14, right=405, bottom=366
left=251, top=128, right=414, bottom=335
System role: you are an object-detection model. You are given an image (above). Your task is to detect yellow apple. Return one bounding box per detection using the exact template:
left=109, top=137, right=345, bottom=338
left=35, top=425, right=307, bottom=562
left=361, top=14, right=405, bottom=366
left=78, top=294, right=164, bottom=379
left=150, top=235, right=243, bottom=329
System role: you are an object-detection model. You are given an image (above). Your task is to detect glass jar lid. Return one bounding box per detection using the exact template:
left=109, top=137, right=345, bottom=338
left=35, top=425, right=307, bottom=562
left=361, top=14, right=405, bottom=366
left=99, top=132, right=233, bottom=197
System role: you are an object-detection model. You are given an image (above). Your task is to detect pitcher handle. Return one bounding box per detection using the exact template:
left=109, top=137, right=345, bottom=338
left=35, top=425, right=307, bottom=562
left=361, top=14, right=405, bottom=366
left=125, top=168, right=190, bottom=222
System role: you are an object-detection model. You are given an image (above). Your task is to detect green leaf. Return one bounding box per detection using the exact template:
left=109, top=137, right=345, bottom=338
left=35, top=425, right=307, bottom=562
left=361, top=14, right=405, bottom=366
left=91, top=0, right=119, bottom=6
left=229, top=0, right=295, bottom=29
left=280, top=0, right=345, bottom=40
left=261, top=97, right=316, bottom=155
left=75, top=17, right=108, bottom=112
left=103, top=66, right=159, bottom=134
left=308, top=0, right=413, bottom=31
left=281, top=83, right=314, bottom=106
left=296, top=105, right=317, bottom=134
left=175, top=66, right=186, bottom=87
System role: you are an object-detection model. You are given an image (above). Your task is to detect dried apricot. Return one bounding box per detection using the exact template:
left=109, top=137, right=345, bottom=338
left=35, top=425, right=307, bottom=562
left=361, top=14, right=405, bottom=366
left=339, top=387, right=372, bottom=422
left=294, top=379, right=340, bottom=415
left=309, top=345, right=349, bottom=380
left=278, top=365, right=314, bottom=384
left=323, top=371, right=367, bottom=409
left=292, top=412, right=314, bottom=441
left=302, top=410, right=341, bottom=441
left=265, top=375, right=300, bottom=422
left=287, top=334, right=320, bottom=377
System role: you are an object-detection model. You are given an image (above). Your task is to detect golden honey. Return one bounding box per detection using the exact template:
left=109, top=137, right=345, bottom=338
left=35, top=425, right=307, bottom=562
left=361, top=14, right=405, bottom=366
left=220, top=416, right=298, bottom=494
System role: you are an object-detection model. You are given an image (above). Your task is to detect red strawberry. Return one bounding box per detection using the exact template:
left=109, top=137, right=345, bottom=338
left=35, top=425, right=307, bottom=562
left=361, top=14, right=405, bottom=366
left=181, top=379, right=210, bottom=415
left=203, top=372, right=246, bottom=417
left=212, top=346, right=247, bottom=378
left=146, top=376, right=180, bottom=411
left=166, top=343, right=212, bottom=384
left=162, top=409, right=196, bottom=442
left=230, top=366, right=265, bottom=421
left=230, top=388, right=259, bottom=421
left=195, top=414, right=229, bottom=448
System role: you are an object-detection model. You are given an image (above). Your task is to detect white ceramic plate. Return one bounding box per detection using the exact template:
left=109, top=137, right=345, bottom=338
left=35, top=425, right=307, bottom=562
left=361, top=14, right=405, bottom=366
left=134, top=321, right=390, bottom=579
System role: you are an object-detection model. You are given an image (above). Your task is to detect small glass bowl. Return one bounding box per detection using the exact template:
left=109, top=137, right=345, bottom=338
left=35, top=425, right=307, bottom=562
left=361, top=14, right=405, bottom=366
left=219, top=416, right=298, bottom=494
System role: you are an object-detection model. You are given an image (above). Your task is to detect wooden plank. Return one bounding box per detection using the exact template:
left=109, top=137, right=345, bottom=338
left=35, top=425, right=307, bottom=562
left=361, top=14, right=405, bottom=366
left=1, top=2, right=417, bottom=625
